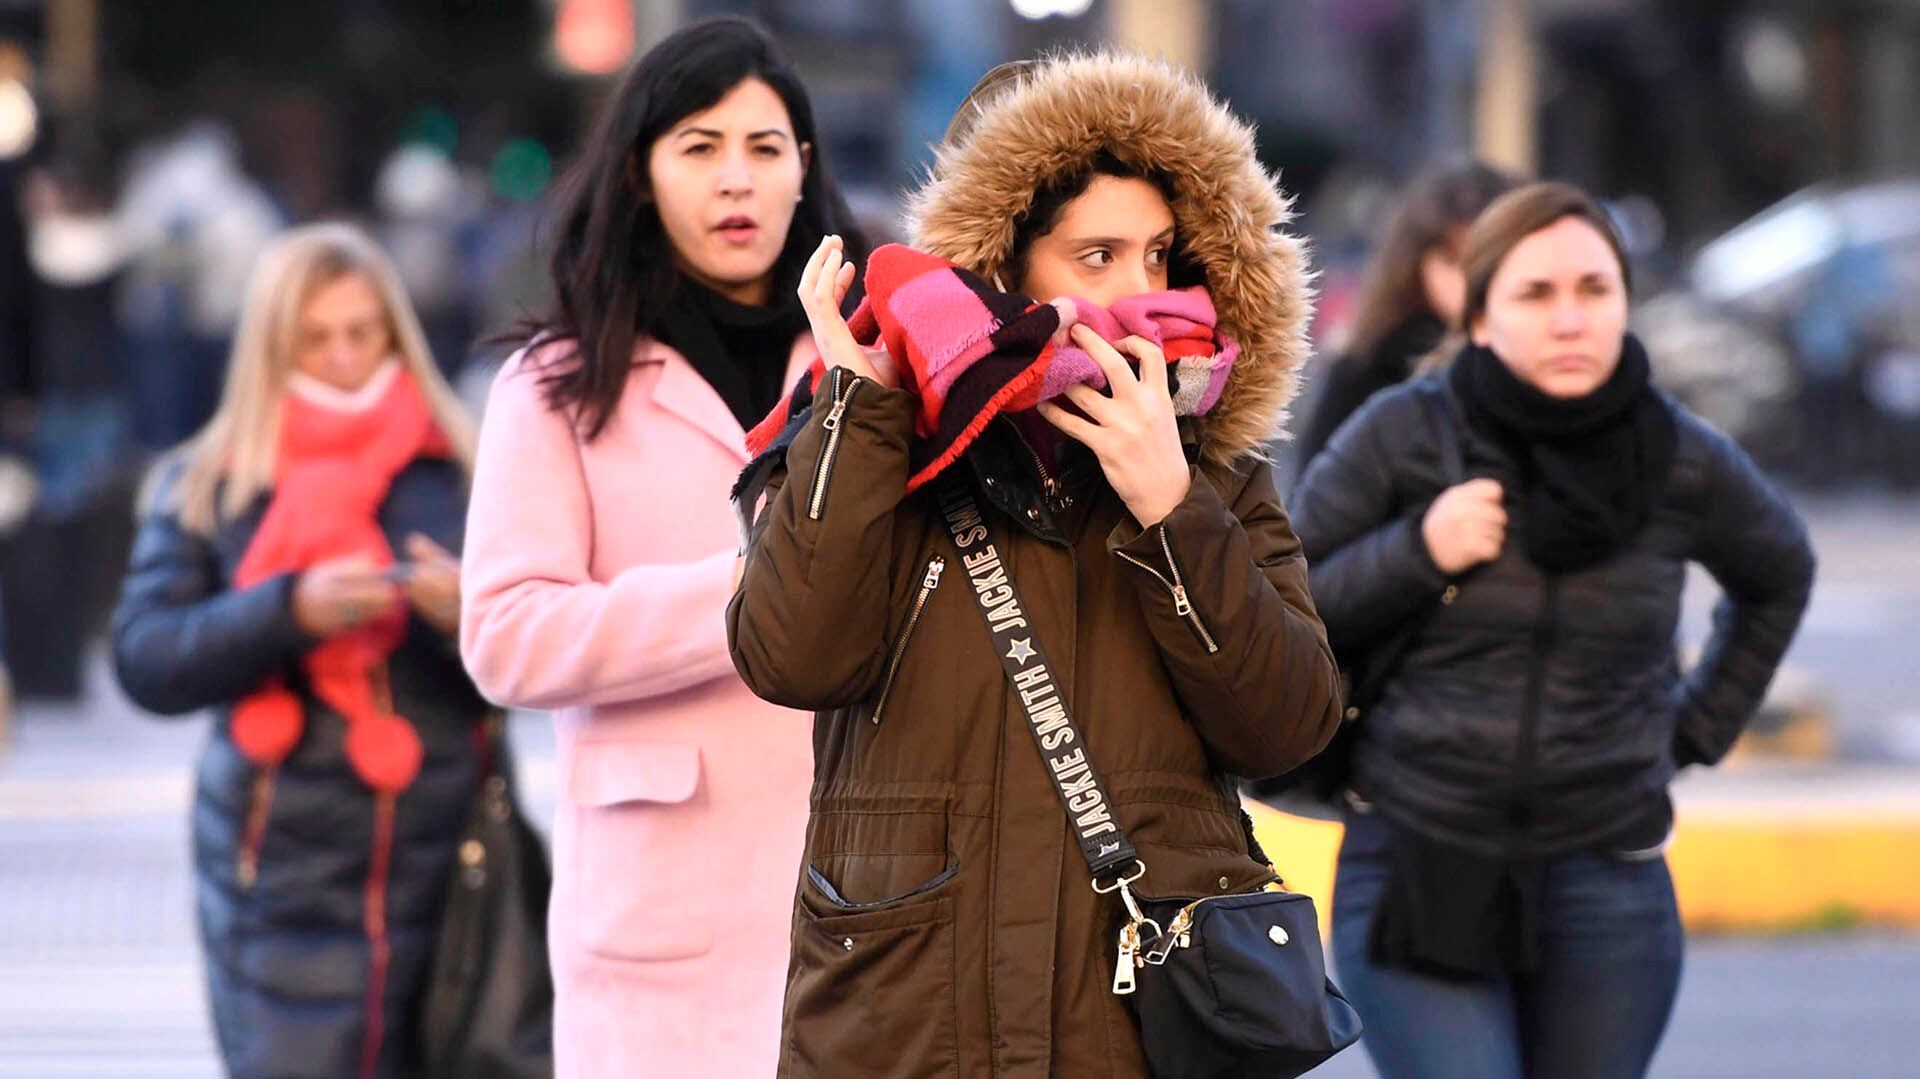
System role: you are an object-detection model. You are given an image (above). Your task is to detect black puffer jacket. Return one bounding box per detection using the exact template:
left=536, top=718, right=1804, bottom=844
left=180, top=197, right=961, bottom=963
left=111, top=459, right=490, bottom=1078
left=1292, top=372, right=1814, bottom=859
left=1294, top=314, right=1445, bottom=471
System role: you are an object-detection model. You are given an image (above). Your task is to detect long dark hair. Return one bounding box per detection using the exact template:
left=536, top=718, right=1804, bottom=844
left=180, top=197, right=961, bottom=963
left=527, top=15, right=865, bottom=439
left=1345, top=158, right=1521, bottom=357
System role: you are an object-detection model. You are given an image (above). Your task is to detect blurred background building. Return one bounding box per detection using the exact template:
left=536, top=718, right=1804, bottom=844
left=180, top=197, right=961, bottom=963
left=0, top=0, right=1910, bottom=732
left=0, top=3, right=1916, bottom=1075
left=0, top=0, right=1908, bottom=732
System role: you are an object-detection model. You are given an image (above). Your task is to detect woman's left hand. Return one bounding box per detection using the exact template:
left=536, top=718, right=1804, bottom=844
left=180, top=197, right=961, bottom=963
left=401, top=533, right=462, bottom=636
left=1037, top=324, right=1191, bottom=527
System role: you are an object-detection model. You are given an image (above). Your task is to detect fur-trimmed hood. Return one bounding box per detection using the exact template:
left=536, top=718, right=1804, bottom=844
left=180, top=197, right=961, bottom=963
left=906, top=51, right=1314, bottom=459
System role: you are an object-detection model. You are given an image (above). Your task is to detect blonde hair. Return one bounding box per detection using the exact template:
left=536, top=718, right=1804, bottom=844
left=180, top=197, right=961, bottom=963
left=157, top=222, right=477, bottom=535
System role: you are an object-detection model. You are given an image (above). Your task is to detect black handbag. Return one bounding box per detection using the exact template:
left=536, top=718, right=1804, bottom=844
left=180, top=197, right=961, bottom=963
left=421, top=714, right=556, bottom=1079
left=1249, top=385, right=1466, bottom=817
left=935, top=480, right=1363, bottom=1079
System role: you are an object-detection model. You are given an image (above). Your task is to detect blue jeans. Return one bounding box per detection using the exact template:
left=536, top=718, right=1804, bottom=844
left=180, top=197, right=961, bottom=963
left=1332, top=807, right=1683, bottom=1079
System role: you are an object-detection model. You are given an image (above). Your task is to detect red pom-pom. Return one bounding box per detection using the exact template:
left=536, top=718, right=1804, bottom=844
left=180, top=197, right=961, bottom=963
left=346, top=713, right=424, bottom=793
left=231, top=689, right=302, bottom=765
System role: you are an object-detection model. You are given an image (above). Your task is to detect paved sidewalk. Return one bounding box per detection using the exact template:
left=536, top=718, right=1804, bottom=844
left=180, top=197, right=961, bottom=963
left=3, top=665, right=1917, bottom=1076
left=1249, top=759, right=1920, bottom=933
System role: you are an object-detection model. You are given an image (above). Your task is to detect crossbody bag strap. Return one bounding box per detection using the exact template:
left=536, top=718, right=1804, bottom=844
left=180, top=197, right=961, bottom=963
left=934, top=478, right=1141, bottom=886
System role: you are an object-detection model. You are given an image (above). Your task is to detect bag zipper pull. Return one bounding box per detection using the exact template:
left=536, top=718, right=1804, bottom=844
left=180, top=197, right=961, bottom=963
left=1112, top=922, right=1140, bottom=996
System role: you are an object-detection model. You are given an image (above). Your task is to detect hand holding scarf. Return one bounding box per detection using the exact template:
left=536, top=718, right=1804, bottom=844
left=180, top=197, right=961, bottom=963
left=747, top=242, right=1239, bottom=494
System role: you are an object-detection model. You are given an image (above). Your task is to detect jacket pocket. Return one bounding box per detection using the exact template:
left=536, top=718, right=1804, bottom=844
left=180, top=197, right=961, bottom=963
left=566, top=741, right=715, bottom=962
left=784, top=875, right=959, bottom=1077
left=807, top=860, right=957, bottom=911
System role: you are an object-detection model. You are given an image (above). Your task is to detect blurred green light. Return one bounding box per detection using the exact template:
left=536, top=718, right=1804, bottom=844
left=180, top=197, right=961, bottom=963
left=491, top=138, right=553, bottom=203
left=401, top=106, right=459, bottom=156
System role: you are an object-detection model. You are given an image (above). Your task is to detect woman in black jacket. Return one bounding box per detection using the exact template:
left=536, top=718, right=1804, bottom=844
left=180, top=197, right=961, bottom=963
left=1296, top=159, right=1520, bottom=470
left=110, top=224, right=526, bottom=1078
left=1291, top=183, right=1814, bottom=1079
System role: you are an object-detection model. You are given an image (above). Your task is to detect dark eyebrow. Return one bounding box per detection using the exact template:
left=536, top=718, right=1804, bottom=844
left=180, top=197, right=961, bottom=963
left=1068, top=225, right=1176, bottom=248
left=673, top=126, right=791, bottom=142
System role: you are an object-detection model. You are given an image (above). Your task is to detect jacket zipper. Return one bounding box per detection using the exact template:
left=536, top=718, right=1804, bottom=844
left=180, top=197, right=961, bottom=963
left=357, top=791, right=397, bottom=1079
left=236, top=769, right=277, bottom=890
left=1020, top=436, right=1072, bottom=512
left=1114, top=526, right=1219, bottom=654
left=357, top=663, right=399, bottom=1079
left=871, top=556, right=946, bottom=724
left=808, top=368, right=861, bottom=521
left=1512, top=575, right=1561, bottom=837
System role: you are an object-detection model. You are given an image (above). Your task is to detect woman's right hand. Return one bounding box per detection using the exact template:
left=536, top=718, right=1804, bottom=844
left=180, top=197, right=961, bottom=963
left=292, top=555, right=401, bottom=638
left=799, top=234, right=898, bottom=389
left=1421, top=478, right=1508, bottom=575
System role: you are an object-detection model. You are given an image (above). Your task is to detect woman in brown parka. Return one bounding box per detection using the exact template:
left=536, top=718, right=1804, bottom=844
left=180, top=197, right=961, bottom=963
left=729, top=52, right=1343, bottom=1076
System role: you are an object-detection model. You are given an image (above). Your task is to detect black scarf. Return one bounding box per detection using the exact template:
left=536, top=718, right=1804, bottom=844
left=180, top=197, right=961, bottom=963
left=653, top=279, right=809, bottom=432
left=1448, top=335, right=1676, bottom=573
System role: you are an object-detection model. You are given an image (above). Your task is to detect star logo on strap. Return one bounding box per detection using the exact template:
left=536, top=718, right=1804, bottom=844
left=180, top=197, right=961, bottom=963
left=1006, top=638, right=1036, bottom=665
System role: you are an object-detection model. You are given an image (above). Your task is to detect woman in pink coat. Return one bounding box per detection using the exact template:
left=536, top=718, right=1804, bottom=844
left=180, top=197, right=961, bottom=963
left=459, top=17, right=867, bottom=1076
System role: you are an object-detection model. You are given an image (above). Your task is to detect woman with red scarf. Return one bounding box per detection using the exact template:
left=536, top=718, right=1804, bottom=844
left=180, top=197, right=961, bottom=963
left=110, top=223, right=535, bottom=1077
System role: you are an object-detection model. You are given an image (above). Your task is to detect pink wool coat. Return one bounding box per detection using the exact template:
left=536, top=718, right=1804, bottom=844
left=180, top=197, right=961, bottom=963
left=461, top=336, right=814, bottom=1077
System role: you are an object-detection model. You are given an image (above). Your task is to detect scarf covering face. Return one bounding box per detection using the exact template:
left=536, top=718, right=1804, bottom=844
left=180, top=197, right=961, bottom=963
left=1448, top=333, right=1677, bottom=573
left=744, top=243, right=1239, bottom=493
left=229, top=363, right=453, bottom=793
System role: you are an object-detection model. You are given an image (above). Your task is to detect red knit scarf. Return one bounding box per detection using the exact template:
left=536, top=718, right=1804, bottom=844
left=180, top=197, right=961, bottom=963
left=230, top=366, right=452, bottom=793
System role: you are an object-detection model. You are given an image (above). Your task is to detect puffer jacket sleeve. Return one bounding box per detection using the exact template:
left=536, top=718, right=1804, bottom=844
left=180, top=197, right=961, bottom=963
left=728, top=370, right=918, bottom=710
left=1107, top=457, right=1343, bottom=778
left=1674, top=422, right=1816, bottom=766
left=111, top=482, right=312, bottom=716
left=1289, top=388, right=1453, bottom=652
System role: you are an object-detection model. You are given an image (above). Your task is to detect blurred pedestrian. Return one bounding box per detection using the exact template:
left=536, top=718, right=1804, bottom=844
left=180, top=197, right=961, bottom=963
left=1291, top=182, right=1815, bottom=1079
left=1, top=153, right=140, bottom=702
left=1296, top=159, right=1521, bottom=469
left=458, top=16, right=864, bottom=1077
left=109, top=223, right=538, bottom=1078
left=0, top=155, right=31, bottom=741
left=727, top=52, right=1343, bottom=1076
left=115, top=121, right=283, bottom=449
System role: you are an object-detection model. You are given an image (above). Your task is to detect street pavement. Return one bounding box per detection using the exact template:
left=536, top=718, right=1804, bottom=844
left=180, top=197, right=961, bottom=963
left=4, top=676, right=1918, bottom=1077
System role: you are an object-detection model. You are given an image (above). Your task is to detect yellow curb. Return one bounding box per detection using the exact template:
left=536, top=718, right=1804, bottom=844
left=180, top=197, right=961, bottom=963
left=1245, top=799, right=1920, bottom=933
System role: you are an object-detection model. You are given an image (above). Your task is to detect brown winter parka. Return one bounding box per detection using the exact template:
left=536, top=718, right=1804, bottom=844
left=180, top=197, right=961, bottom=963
left=727, top=52, right=1342, bottom=1078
